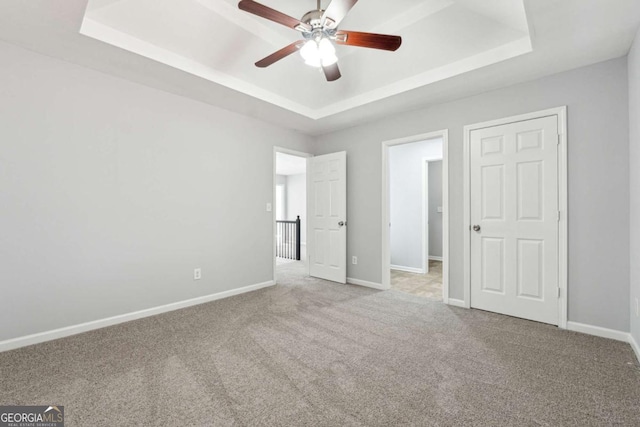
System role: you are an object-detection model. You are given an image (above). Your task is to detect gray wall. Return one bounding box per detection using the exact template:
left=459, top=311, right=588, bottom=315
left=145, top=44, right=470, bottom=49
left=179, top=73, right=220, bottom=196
left=629, top=29, right=640, bottom=345
left=0, top=41, right=313, bottom=342
left=428, top=161, right=443, bottom=258
left=286, top=173, right=307, bottom=244
left=389, top=139, right=442, bottom=269
left=315, top=57, right=630, bottom=332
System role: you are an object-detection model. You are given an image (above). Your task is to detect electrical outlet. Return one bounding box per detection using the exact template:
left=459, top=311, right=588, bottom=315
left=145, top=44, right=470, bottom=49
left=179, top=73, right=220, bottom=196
left=266, top=203, right=272, bottom=212
left=352, top=256, right=358, bottom=265
left=194, top=268, right=202, bottom=280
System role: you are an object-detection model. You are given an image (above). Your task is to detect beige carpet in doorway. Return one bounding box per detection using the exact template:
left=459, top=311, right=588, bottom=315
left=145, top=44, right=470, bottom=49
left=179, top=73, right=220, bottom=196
left=1, top=262, right=639, bottom=425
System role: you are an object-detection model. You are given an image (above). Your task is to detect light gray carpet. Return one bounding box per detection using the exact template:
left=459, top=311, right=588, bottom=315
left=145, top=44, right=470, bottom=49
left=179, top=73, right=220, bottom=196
left=1, top=262, right=639, bottom=426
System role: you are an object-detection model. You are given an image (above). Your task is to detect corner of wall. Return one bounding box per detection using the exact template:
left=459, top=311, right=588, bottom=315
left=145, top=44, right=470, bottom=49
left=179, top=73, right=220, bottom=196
left=628, top=26, right=640, bottom=348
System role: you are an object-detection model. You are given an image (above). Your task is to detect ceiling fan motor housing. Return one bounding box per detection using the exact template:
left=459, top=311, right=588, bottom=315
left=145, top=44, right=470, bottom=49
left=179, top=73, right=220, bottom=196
left=301, top=10, right=338, bottom=42
left=301, top=10, right=324, bottom=29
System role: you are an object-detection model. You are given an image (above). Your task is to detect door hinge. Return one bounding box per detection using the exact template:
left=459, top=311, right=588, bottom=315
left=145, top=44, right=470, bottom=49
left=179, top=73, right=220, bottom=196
left=557, top=134, right=561, bottom=145
left=558, top=287, right=561, bottom=298
left=557, top=211, right=561, bottom=222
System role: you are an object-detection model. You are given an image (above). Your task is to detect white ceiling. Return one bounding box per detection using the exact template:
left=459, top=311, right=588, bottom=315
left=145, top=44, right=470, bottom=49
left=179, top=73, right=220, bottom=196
left=0, top=1, right=639, bottom=135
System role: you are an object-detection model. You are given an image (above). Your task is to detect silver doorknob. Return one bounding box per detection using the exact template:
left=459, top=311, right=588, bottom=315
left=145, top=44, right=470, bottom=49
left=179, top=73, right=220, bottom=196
left=473, top=225, right=481, bottom=232
left=338, top=221, right=346, bottom=227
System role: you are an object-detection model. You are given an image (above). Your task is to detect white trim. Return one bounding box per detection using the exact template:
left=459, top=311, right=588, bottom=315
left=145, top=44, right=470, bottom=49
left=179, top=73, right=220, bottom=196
left=447, top=298, right=467, bottom=308
left=462, top=120, right=471, bottom=309
left=566, top=322, right=630, bottom=343
left=442, top=132, right=450, bottom=304
left=429, top=256, right=443, bottom=262
left=422, top=158, right=429, bottom=274
left=462, top=107, right=568, bottom=325
left=421, top=156, right=443, bottom=275
left=382, top=130, right=450, bottom=303
left=347, top=277, right=389, bottom=291
left=629, top=334, right=640, bottom=364
left=0, top=280, right=275, bottom=353
left=390, top=265, right=425, bottom=274
left=80, top=19, right=317, bottom=119
left=81, top=17, right=530, bottom=121
left=273, top=147, right=312, bottom=283
left=557, top=107, right=568, bottom=329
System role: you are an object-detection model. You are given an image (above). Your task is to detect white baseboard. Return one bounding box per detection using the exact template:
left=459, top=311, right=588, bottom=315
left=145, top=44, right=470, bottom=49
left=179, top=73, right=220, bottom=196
left=0, top=280, right=276, bottom=353
left=566, top=321, right=629, bottom=342
left=347, top=277, right=389, bottom=291
left=447, top=298, right=467, bottom=308
left=629, top=333, right=640, bottom=364
left=428, top=256, right=443, bottom=262
left=390, top=265, right=424, bottom=274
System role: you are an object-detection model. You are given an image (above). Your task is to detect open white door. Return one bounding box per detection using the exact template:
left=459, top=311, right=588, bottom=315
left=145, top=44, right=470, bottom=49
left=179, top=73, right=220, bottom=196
left=308, top=152, right=347, bottom=284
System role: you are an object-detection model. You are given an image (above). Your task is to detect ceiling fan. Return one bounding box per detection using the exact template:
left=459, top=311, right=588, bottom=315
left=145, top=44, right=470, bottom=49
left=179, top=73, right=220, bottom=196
left=238, top=0, right=402, bottom=82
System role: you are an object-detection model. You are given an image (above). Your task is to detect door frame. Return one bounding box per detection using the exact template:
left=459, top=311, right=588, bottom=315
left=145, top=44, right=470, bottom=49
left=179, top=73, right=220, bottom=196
left=423, top=158, right=430, bottom=274
left=462, top=107, right=568, bottom=328
left=422, top=156, right=444, bottom=273
left=381, top=130, right=449, bottom=302
left=273, top=146, right=312, bottom=283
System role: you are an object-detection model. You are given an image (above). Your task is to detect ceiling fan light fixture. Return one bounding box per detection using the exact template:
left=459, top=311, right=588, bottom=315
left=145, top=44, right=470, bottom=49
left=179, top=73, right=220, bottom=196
left=300, top=40, right=321, bottom=67
left=301, top=38, right=337, bottom=68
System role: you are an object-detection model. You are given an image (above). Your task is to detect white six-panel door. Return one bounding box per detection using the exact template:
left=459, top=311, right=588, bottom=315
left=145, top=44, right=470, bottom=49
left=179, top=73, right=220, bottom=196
left=308, top=152, right=347, bottom=284
left=470, top=116, right=559, bottom=325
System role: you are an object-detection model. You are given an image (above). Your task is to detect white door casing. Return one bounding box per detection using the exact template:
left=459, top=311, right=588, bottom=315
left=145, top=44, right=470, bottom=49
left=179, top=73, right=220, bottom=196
left=308, top=151, right=347, bottom=284
left=470, top=115, right=560, bottom=325
left=422, top=159, right=430, bottom=273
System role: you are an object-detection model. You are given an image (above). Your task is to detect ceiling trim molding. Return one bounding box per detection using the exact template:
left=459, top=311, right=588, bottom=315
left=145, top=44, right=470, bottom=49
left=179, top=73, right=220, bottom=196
left=314, top=35, right=532, bottom=119
left=80, top=17, right=316, bottom=118
left=81, top=17, right=531, bottom=121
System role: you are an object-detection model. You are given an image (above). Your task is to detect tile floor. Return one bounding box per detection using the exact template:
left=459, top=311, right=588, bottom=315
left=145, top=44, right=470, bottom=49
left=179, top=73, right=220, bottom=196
left=391, top=260, right=443, bottom=300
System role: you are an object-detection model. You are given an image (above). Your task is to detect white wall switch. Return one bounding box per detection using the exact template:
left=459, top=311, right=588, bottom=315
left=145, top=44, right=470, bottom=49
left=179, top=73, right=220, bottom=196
left=194, top=268, right=202, bottom=280
left=437, top=207, right=443, bottom=213
left=266, top=203, right=272, bottom=212
left=352, top=256, right=358, bottom=265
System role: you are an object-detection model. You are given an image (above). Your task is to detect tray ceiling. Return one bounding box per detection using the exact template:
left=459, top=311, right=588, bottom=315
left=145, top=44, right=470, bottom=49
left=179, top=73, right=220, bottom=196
left=81, top=0, right=532, bottom=119
left=1, top=1, right=639, bottom=135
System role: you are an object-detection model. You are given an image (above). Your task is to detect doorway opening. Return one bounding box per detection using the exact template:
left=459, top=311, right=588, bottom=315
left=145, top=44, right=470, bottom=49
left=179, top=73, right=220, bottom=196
left=382, top=130, right=449, bottom=302
left=273, top=148, right=310, bottom=282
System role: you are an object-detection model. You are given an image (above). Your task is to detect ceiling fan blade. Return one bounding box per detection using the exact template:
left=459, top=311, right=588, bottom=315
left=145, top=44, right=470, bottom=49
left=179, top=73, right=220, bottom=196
left=238, top=0, right=312, bottom=32
left=322, top=62, right=341, bottom=82
left=255, top=42, right=304, bottom=68
left=321, top=0, right=358, bottom=29
left=335, top=31, right=402, bottom=51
